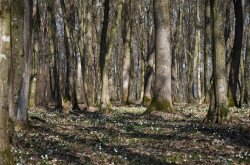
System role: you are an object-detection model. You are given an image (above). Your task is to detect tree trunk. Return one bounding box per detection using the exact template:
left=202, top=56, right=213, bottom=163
left=245, top=1, right=250, bottom=106
left=49, top=1, right=62, bottom=110
left=0, top=0, right=15, bottom=163
left=16, top=0, right=33, bottom=130
left=100, top=0, right=124, bottom=110
left=228, top=0, right=244, bottom=108
left=143, top=25, right=154, bottom=106
left=205, top=0, right=230, bottom=124
left=9, top=0, right=24, bottom=121
left=35, top=1, right=50, bottom=107
left=122, top=0, right=132, bottom=105
left=147, top=0, right=173, bottom=113
left=203, top=0, right=212, bottom=104
left=60, top=0, right=79, bottom=111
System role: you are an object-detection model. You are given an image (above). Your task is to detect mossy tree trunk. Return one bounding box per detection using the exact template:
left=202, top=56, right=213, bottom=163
left=0, top=0, right=15, bottom=164
left=16, top=0, right=33, bottom=130
left=147, top=0, right=173, bottom=113
left=205, top=0, right=230, bottom=124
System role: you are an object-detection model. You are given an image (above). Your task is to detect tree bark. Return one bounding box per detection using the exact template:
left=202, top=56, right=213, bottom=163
left=0, top=0, right=15, bottom=163
left=147, top=0, right=173, bottom=113
left=35, top=1, right=50, bottom=107
left=49, top=1, right=63, bottom=110
left=143, top=28, right=155, bottom=106
left=205, top=0, right=230, bottom=124
left=228, top=0, right=244, bottom=107
left=100, top=0, right=124, bottom=110
left=122, top=0, right=132, bottom=105
left=203, top=0, right=212, bottom=104
left=16, top=0, right=33, bottom=130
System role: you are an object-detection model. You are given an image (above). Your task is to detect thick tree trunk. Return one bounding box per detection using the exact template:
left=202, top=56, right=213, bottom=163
left=229, top=0, right=244, bottom=107
left=0, top=0, right=15, bottom=163
left=100, top=0, right=124, bottom=110
left=205, top=0, right=230, bottom=124
left=35, top=1, right=50, bottom=107
left=147, top=0, right=173, bottom=113
left=9, top=0, right=24, bottom=121
left=16, top=0, right=33, bottom=130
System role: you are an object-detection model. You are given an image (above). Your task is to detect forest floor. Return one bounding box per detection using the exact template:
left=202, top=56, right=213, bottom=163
left=12, top=104, right=250, bottom=165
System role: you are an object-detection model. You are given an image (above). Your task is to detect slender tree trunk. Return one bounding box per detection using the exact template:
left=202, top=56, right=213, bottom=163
left=203, top=0, right=212, bottom=104
left=16, top=0, right=33, bottom=130
left=245, top=1, right=250, bottom=106
left=99, top=0, right=110, bottom=109
left=0, top=0, right=15, bottom=163
left=77, top=0, right=89, bottom=107
left=229, top=0, right=244, bottom=107
left=122, top=0, right=132, bottom=105
left=147, top=0, right=173, bottom=113
left=85, top=3, right=96, bottom=107
left=49, top=1, right=62, bottom=110
left=143, top=28, right=154, bottom=106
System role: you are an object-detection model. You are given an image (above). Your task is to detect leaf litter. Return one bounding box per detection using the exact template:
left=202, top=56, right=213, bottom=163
left=12, top=105, right=250, bottom=164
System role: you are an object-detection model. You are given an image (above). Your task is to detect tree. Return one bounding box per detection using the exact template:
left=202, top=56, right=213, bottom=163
left=16, top=0, right=33, bottom=130
left=122, top=0, right=132, bottom=105
left=147, top=0, right=173, bottom=112
left=203, top=0, right=212, bottom=103
left=49, top=0, right=62, bottom=110
left=60, top=0, right=80, bottom=111
left=245, top=0, right=250, bottom=107
left=100, top=0, right=124, bottom=110
left=228, top=0, right=244, bottom=107
left=35, top=0, right=50, bottom=107
left=205, top=0, right=230, bottom=124
left=0, top=0, right=15, bottom=163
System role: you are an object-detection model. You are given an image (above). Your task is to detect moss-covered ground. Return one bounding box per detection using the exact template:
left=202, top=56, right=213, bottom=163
left=11, top=104, right=250, bottom=164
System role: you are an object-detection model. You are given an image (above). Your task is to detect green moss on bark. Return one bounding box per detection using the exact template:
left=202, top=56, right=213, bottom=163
left=144, top=99, right=173, bottom=114
left=142, top=96, right=152, bottom=107
left=228, top=91, right=235, bottom=107
left=204, top=105, right=231, bottom=124
left=100, top=104, right=113, bottom=114
left=2, top=147, right=15, bottom=165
